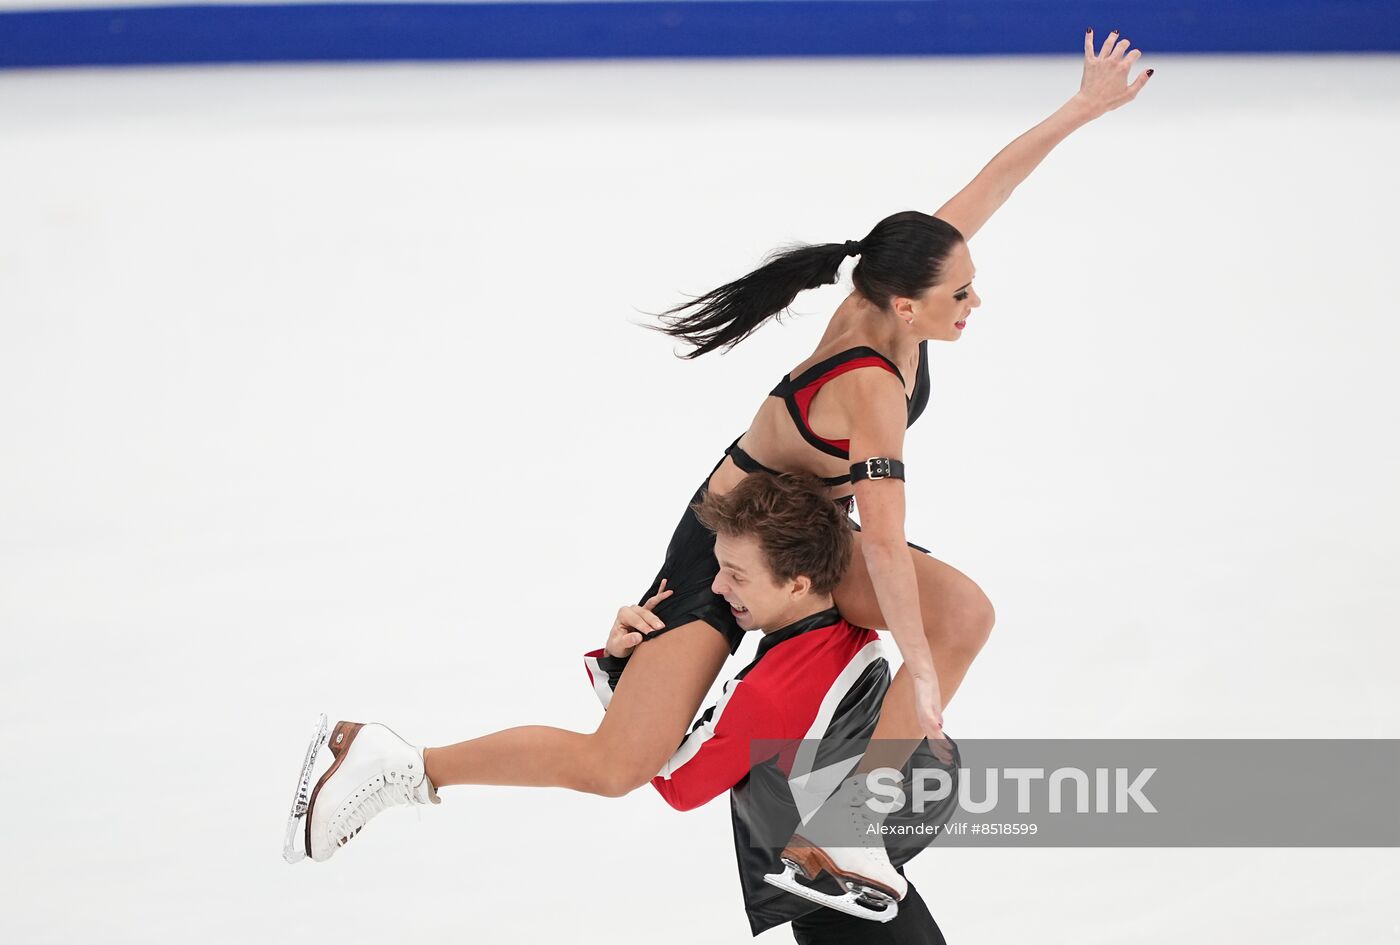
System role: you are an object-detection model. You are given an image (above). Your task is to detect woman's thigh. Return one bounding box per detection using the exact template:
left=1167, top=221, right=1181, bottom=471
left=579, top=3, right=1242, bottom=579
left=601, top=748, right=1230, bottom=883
left=832, top=531, right=992, bottom=635
left=592, top=618, right=731, bottom=782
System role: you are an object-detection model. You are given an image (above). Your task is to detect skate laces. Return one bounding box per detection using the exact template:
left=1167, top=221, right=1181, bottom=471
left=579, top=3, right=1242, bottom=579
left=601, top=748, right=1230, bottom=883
left=841, top=775, right=890, bottom=838
left=332, top=778, right=419, bottom=846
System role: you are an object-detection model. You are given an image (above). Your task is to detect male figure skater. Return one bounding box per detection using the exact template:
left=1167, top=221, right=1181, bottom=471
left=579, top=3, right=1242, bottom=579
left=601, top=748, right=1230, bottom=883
left=583, top=472, right=959, bottom=942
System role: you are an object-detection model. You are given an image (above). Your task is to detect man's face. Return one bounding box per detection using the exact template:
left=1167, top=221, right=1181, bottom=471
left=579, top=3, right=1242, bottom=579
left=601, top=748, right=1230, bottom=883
left=710, top=531, right=810, bottom=632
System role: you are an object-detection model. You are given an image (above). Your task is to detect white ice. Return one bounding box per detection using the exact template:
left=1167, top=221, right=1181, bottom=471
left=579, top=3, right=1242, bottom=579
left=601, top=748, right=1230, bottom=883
left=1, top=54, right=1398, bottom=943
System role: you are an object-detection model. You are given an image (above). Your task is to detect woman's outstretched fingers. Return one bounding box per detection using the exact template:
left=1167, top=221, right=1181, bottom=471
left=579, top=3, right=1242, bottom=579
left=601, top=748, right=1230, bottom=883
left=1128, top=67, right=1154, bottom=100
left=1078, top=30, right=1151, bottom=115
left=1098, top=28, right=1120, bottom=58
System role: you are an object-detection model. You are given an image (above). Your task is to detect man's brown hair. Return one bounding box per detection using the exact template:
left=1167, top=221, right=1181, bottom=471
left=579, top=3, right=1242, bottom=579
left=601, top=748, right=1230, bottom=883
left=692, top=473, right=854, bottom=595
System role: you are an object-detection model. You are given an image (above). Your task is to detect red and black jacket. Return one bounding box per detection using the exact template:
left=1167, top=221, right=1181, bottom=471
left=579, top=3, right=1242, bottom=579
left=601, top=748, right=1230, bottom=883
left=584, top=607, right=958, bottom=936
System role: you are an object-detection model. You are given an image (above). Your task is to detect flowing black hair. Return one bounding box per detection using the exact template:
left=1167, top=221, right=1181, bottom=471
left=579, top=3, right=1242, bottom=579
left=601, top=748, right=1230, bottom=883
left=650, top=210, right=965, bottom=359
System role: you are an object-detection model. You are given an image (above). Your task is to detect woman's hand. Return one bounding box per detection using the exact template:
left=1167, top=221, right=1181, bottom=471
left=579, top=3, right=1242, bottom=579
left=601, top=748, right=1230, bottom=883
left=912, top=672, right=955, bottom=764
left=605, top=579, right=674, bottom=659
left=932, top=29, right=1152, bottom=241
left=1074, top=28, right=1153, bottom=120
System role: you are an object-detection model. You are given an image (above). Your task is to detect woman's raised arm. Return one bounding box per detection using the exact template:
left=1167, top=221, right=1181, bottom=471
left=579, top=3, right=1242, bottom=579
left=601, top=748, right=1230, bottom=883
left=933, top=28, right=1153, bottom=242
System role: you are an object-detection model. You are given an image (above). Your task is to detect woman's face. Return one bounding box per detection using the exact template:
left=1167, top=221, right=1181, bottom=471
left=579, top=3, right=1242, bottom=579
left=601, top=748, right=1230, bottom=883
left=903, top=241, right=981, bottom=342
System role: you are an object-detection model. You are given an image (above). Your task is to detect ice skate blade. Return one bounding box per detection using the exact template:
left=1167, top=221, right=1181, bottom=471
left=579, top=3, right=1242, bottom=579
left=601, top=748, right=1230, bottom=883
left=763, top=863, right=899, bottom=924
left=282, top=713, right=329, bottom=864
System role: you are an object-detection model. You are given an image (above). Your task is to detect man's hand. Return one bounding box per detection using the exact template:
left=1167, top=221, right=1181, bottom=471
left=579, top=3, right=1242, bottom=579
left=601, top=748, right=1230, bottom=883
left=605, top=579, right=674, bottom=659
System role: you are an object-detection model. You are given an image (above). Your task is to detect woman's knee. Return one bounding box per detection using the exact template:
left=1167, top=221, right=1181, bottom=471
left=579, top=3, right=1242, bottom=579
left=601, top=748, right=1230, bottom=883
left=574, top=733, right=666, bottom=798
left=579, top=759, right=656, bottom=798
left=968, top=589, right=996, bottom=648
left=930, top=582, right=995, bottom=655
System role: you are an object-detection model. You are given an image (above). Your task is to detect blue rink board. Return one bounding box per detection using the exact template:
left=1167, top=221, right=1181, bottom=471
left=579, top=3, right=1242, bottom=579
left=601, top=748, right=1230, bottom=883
left=2, top=1, right=1398, bottom=69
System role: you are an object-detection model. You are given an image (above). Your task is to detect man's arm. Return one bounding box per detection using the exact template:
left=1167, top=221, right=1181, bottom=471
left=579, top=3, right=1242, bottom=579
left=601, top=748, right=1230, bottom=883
left=581, top=580, right=674, bottom=710
left=580, top=584, right=786, bottom=811
left=648, top=681, right=785, bottom=812
left=582, top=647, right=630, bottom=710
left=581, top=654, right=783, bottom=811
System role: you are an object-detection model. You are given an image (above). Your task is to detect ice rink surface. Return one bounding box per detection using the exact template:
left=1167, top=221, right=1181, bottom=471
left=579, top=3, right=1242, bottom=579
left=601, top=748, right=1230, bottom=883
left=2, top=53, right=1398, bottom=942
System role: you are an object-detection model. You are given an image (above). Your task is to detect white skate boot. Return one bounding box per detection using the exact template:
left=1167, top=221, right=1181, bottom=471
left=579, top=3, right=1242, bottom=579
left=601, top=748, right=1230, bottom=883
left=763, top=772, right=906, bottom=922
left=283, top=716, right=441, bottom=864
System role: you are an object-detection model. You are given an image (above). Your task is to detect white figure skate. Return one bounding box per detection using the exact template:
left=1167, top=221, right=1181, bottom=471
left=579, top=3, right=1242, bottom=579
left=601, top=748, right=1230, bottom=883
left=763, top=773, right=906, bottom=922
left=282, top=716, right=441, bottom=864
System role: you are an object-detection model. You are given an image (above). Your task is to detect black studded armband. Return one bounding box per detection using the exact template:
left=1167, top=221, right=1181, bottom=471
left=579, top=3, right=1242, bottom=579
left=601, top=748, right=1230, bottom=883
left=849, top=457, right=906, bottom=483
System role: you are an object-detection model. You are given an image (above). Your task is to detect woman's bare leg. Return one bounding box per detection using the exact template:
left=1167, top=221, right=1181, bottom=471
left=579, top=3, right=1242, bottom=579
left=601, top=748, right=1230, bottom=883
left=423, top=619, right=730, bottom=797
left=831, top=534, right=995, bottom=772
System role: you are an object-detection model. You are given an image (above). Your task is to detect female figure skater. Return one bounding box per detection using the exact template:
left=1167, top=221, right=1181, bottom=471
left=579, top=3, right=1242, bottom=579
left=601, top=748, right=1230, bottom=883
left=284, top=27, right=1151, bottom=886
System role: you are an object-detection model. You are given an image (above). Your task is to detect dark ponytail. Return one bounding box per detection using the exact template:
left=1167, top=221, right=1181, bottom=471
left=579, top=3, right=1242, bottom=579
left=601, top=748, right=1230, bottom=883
left=650, top=210, right=965, bottom=359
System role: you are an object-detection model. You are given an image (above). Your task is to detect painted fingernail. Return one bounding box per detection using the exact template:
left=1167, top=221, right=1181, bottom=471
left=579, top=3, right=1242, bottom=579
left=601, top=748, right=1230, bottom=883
left=1086, top=27, right=1092, bottom=33
left=1146, top=69, right=1154, bottom=76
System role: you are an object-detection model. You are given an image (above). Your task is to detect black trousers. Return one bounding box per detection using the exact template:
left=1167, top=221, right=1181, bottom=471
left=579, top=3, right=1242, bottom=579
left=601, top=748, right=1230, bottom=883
left=789, top=882, right=946, bottom=945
